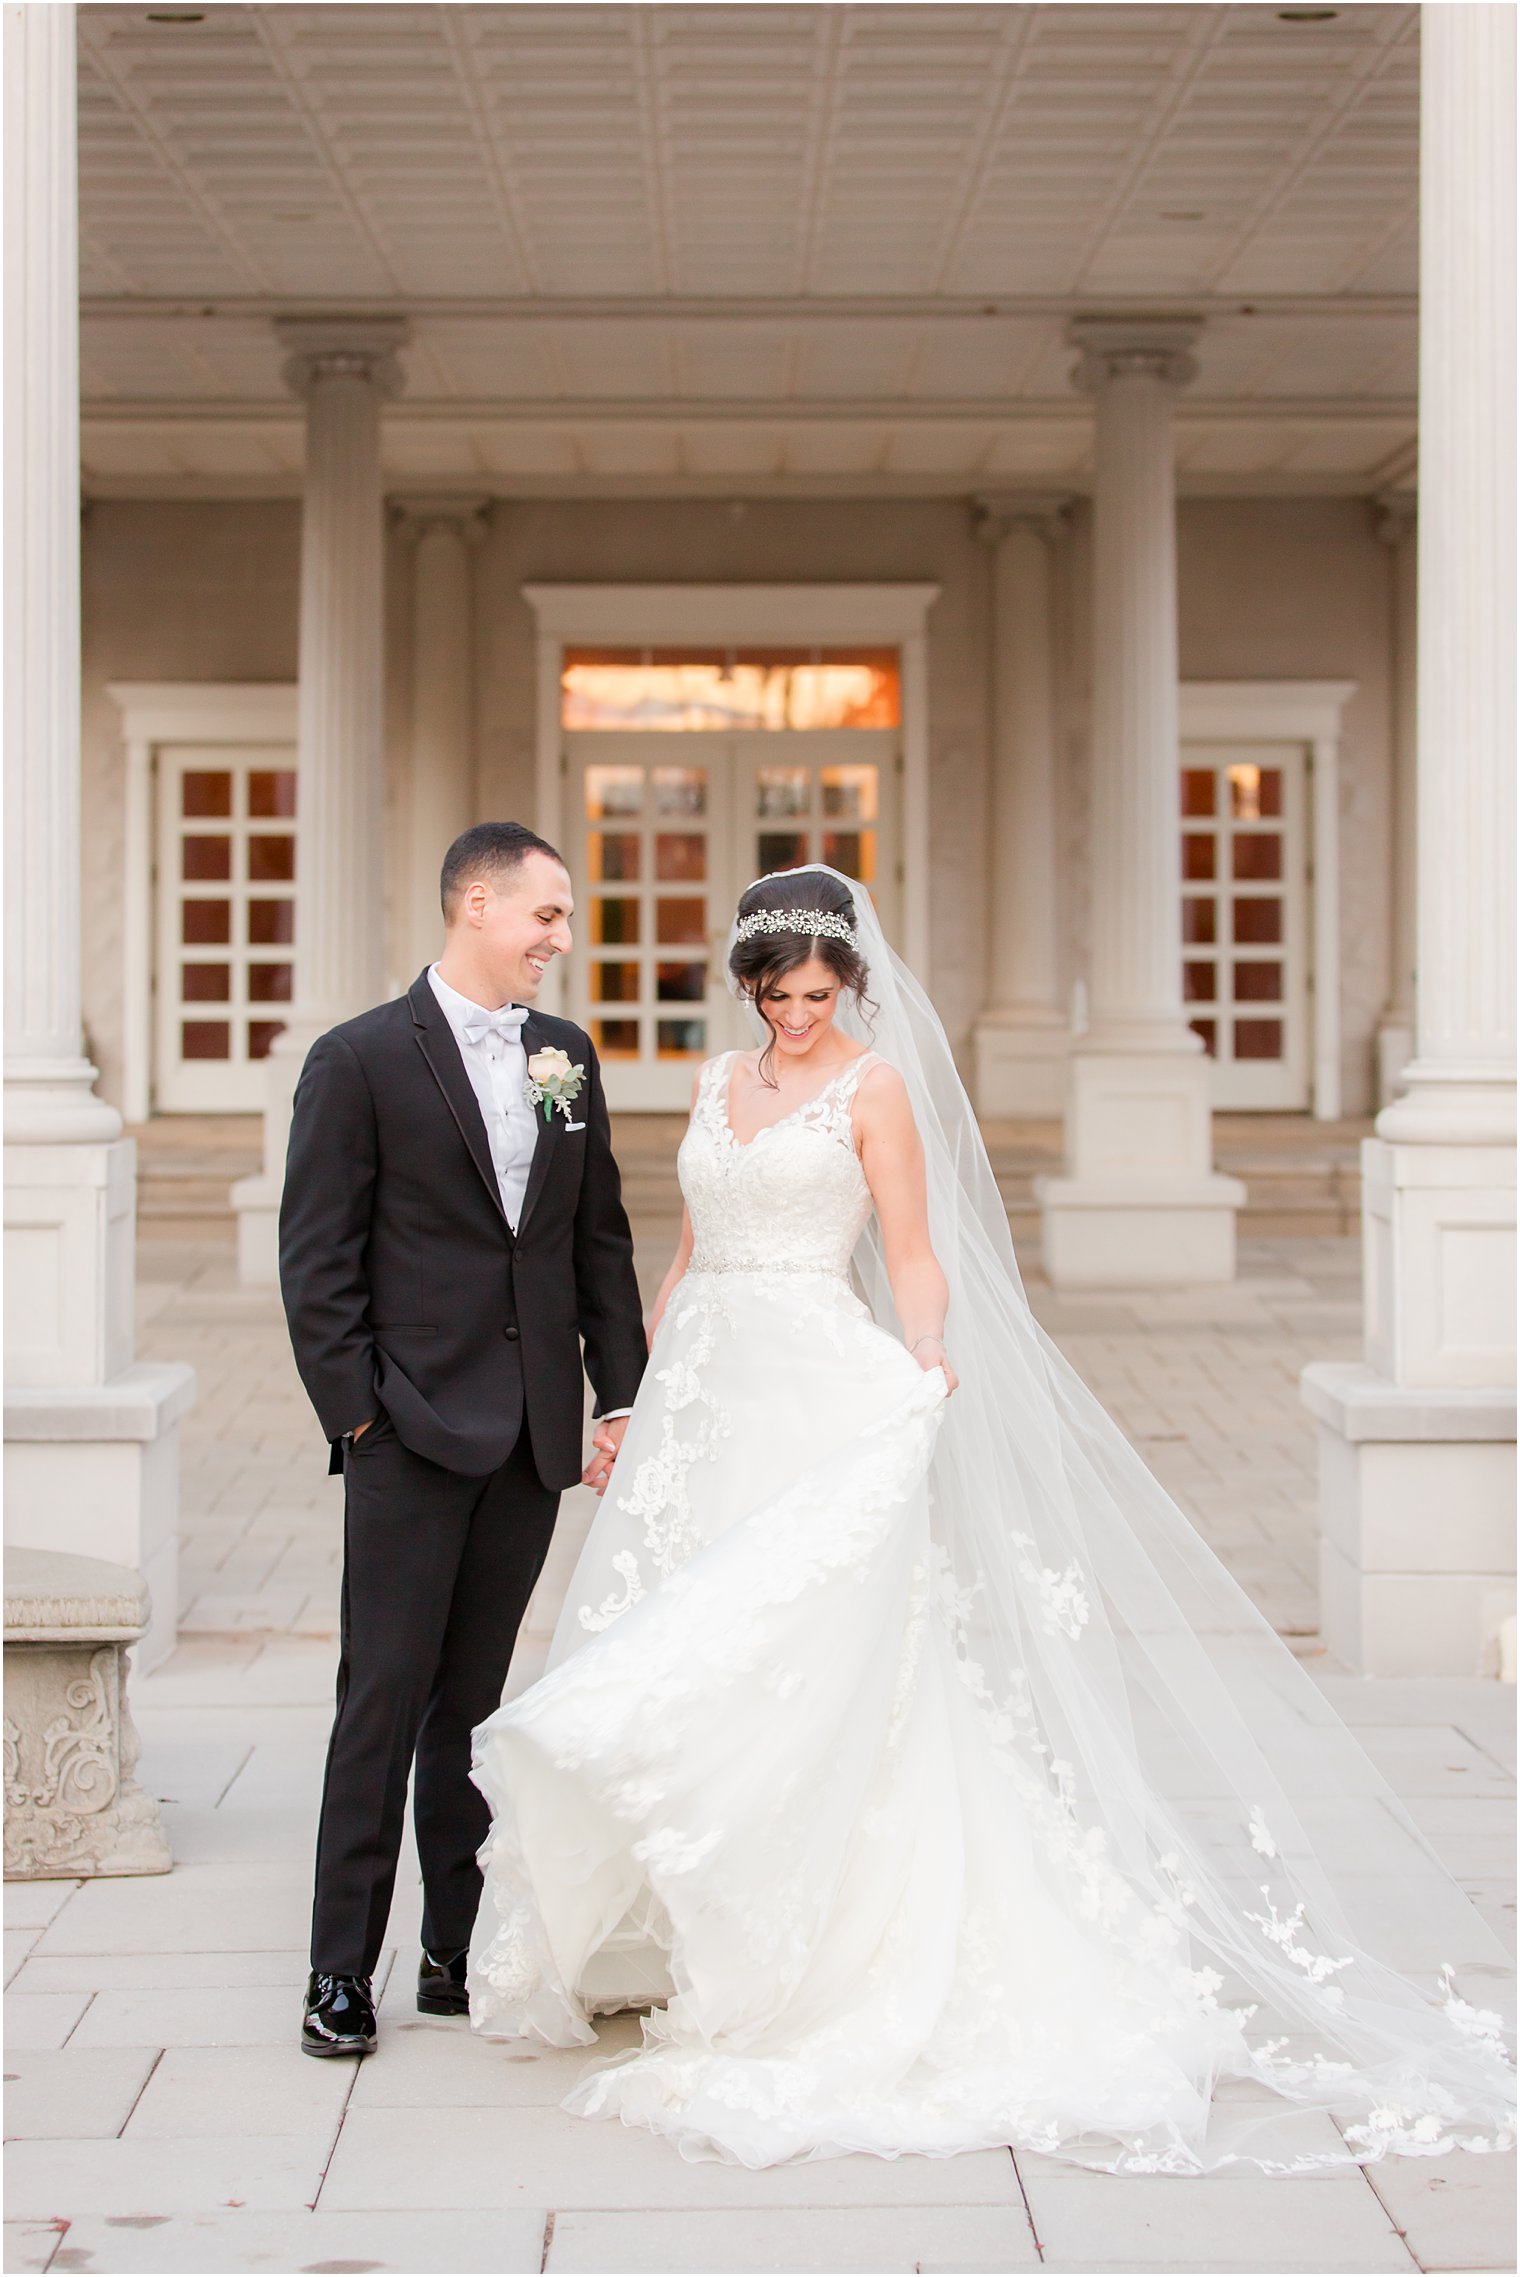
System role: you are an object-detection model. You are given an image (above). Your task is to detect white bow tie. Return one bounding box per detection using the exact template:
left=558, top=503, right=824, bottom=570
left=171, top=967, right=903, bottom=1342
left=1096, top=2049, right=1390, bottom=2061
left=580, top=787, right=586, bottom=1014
left=461, top=1004, right=528, bottom=1047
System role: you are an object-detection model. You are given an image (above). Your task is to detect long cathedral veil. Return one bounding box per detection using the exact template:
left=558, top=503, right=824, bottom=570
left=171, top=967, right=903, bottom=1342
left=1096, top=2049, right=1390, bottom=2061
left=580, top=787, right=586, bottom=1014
left=725, top=863, right=1514, bottom=2169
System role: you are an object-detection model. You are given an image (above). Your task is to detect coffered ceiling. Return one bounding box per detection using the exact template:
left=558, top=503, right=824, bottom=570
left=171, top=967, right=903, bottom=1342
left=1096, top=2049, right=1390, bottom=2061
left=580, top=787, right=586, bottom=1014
left=77, top=2, right=1421, bottom=497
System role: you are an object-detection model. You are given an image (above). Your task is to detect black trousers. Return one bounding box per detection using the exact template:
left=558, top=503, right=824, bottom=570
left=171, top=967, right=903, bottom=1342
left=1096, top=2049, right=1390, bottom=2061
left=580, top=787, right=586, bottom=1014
left=310, top=1417, right=560, bottom=1977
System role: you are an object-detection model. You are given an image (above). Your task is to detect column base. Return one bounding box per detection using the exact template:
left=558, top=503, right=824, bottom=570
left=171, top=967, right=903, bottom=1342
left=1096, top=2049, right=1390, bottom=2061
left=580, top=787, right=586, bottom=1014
left=1375, top=1020, right=1414, bottom=1110
left=4, top=1136, right=137, bottom=1386
left=1361, top=1133, right=1516, bottom=1386
left=230, top=1171, right=281, bottom=1287
left=1034, top=1171, right=1246, bottom=1287
left=233, top=1023, right=313, bottom=1288
left=3, top=1360, right=197, bottom=1670
left=1301, top=1360, right=1516, bottom=1677
left=974, top=1010, right=1070, bottom=1117
left=1038, top=1045, right=1244, bottom=1286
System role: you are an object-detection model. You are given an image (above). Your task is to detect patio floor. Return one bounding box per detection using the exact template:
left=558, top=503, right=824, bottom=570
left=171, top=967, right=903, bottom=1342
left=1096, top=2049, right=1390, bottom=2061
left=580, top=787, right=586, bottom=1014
left=4, top=1163, right=1514, bottom=2276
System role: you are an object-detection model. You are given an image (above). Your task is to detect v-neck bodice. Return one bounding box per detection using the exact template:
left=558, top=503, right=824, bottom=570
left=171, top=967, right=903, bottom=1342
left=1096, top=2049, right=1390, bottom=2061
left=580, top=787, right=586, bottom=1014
left=678, top=1049, right=878, bottom=1278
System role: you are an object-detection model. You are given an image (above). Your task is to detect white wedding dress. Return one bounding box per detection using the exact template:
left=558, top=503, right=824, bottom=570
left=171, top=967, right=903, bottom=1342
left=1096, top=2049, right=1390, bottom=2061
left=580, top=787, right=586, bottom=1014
left=469, top=872, right=1514, bottom=2177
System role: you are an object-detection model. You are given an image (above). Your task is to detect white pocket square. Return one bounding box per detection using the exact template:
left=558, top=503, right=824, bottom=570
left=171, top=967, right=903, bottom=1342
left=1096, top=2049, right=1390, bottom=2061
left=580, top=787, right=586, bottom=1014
left=565, top=1119, right=586, bottom=1133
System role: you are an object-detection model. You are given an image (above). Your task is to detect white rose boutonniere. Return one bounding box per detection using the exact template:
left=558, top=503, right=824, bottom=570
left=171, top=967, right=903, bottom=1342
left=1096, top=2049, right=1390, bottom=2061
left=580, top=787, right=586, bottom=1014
left=525, top=1044, right=587, bottom=1123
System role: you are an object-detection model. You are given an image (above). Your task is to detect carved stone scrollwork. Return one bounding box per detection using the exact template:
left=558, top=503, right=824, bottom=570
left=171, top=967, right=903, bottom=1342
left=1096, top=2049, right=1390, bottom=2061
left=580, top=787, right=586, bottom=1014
left=4, top=1549, right=171, bottom=1880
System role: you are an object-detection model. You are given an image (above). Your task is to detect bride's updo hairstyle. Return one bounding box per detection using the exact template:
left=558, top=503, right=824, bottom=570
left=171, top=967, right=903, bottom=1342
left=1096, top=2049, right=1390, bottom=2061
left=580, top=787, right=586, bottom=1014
left=728, top=870, right=875, bottom=1087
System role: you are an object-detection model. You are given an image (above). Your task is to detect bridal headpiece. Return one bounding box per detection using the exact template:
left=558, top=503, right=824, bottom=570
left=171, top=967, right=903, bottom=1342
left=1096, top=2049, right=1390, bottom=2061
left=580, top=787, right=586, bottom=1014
left=732, top=907, right=861, bottom=953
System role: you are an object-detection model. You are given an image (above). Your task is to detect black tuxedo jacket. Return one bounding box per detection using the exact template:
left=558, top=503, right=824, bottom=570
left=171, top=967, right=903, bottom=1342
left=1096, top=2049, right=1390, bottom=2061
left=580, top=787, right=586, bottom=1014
left=278, top=972, right=647, bottom=1487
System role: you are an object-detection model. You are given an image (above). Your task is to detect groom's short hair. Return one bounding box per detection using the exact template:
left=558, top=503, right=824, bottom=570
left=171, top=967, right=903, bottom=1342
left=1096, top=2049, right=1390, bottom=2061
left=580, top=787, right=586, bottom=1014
left=441, top=822, right=566, bottom=921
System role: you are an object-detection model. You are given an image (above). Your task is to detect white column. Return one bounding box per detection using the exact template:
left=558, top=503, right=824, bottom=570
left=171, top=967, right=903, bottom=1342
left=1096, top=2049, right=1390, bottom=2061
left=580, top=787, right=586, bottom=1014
left=232, top=320, right=406, bottom=1283
left=1375, top=493, right=1418, bottom=1108
left=3, top=1, right=192, bottom=1667
left=394, top=496, right=489, bottom=986
left=1036, top=321, right=1243, bottom=1287
left=1303, top=4, right=1516, bottom=1676
left=972, top=495, right=1071, bottom=1116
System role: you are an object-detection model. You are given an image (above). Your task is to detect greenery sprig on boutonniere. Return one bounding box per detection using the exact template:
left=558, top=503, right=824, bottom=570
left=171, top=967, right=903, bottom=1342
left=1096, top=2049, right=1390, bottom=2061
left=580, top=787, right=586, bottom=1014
left=525, top=1045, right=586, bottom=1123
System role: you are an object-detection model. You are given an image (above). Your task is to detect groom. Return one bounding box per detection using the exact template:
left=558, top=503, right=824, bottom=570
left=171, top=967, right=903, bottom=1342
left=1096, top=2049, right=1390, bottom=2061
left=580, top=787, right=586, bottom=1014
left=279, top=821, right=647, bottom=2058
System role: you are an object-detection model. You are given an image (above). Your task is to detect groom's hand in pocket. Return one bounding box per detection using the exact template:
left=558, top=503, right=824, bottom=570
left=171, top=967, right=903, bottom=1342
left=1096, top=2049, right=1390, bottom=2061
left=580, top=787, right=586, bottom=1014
left=582, top=1416, right=629, bottom=1497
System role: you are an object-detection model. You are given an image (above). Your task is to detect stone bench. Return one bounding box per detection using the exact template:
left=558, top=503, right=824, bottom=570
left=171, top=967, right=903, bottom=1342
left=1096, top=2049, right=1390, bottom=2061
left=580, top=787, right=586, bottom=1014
left=4, top=1547, right=171, bottom=1879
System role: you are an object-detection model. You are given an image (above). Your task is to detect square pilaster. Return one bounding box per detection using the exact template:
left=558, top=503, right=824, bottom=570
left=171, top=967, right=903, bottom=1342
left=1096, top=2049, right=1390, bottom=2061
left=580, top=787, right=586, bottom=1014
left=1034, top=1049, right=1245, bottom=1287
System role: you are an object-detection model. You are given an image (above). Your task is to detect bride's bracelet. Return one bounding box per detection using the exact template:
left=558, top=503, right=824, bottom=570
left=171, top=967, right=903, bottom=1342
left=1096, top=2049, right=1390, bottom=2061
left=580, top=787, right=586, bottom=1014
left=909, top=1333, right=944, bottom=1352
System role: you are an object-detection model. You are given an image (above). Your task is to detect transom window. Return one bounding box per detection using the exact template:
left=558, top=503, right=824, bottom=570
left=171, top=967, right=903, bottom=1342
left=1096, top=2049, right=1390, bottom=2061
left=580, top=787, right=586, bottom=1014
left=562, top=647, right=900, bottom=733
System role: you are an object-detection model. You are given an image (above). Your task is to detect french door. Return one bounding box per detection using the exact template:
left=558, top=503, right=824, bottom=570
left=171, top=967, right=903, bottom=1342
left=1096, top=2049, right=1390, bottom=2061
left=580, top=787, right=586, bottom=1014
left=564, top=730, right=900, bottom=1108
left=154, top=745, right=297, bottom=1112
left=1179, top=742, right=1310, bottom=1111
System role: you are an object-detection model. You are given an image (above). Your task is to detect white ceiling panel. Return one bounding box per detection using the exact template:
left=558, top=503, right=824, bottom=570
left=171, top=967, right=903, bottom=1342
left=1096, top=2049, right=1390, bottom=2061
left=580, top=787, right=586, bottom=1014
left=978, top=423, right=1089, bottom=479
left=473, top=425, right=582, bottom=476
left=780, top=425, right=892, bottom=478
left=577, top=426, right=686, bottom=479
left=882, top=425, right=1002, bottom=477
left=677, top=328, right=797, bottom=401
left=679, top=423, right=790, bottom=477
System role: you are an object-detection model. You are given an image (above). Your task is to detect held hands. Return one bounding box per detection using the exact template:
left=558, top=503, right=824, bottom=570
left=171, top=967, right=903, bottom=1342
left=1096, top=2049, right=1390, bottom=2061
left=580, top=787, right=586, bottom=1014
left=582, top=1414, right=629, bottom=1497
left=910, top=1334, right=959, bottom=1396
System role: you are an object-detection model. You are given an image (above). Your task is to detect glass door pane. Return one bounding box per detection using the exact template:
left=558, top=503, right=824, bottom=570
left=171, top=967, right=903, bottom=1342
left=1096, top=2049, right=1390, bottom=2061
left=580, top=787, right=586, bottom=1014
left=732, top=729, right=900, bottom=942
left=155, top=746, right=298, bottom=1112
left=568, top=736, right=734, bottom=1108
left=1179, top=743, right=1308, bottom=1110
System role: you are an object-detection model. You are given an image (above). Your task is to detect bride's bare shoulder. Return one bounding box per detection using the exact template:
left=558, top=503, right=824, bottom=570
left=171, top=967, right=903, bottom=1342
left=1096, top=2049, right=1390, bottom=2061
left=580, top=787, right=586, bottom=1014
left=852, top=1052, right=911, bottom=1122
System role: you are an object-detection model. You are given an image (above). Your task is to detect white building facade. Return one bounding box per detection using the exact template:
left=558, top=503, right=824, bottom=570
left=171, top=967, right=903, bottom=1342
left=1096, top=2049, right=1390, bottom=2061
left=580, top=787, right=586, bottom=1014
left=5, top=2, right=1513, bottom=1678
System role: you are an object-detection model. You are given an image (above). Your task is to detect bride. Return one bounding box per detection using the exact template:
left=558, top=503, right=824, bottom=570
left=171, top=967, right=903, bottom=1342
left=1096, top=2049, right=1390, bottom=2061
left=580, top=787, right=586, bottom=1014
left=467, top=864, right=1515, bottom=2176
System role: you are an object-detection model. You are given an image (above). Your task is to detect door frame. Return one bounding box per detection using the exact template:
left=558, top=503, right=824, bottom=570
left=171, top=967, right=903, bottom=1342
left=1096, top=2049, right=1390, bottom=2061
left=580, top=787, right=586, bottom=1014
left=523, top=583, right=939, bottom=1019
left=1179, top=681, right=1357, bottom=1123
left=107, top=682, right=298, bottom=1122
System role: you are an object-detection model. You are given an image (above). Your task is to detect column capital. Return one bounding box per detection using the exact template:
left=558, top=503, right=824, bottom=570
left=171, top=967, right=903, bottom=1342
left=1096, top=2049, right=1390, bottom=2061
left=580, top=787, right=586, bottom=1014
left=972, top=492, right=1074, bottom=547
left=1067, top=316, right=1201, bottom=394
left=276, top=316, right=409, bottom=401
left=391, top=493, right=493, bottom=546
left=1373, top=489, right=1417, bottom=548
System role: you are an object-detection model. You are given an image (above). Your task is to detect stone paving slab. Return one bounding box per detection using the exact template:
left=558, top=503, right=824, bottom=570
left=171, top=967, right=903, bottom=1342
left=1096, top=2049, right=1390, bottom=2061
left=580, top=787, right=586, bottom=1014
left=1364, top=2148, right=1519, bottom=2271
left=1020, top=2168, right=1419, bottom=2272
left=4, top=1994, right=93, bottom=2052
left=28, top=1864, right=313, bottom=1959
left=347, top=2011, right=644, bottom=2108
left=2, top=2226, right=64, bottom=2277
left=122, top=2045, right=353, bottom=2140
left=66, top=1987, right=309, bottom=2052
left=2, top=1886, right=78, bottom=1934
left=7, top=2212, right=548, bottom=2274
left=5, top=2133, right=329, bottom=2220
left=7, top=1950, right=312, bottom=1996
left=3, top=2050, right=158, bottom=2141
left=319, top=2105, right=1029, bottom=2214
left=546, top=2204, right=1043, bottom=2272
left=4, top=1929, right=40, bottom=1985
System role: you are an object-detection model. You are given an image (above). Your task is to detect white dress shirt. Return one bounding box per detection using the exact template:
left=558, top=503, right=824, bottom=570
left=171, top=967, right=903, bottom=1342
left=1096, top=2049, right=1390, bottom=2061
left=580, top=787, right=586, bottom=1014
left=427, top=965, right=632, bottom=1425
left=428, top=964, right=540, bottom=1230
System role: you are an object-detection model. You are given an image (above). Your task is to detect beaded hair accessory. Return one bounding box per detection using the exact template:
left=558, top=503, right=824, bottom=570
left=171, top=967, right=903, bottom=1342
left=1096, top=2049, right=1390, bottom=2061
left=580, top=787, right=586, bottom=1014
left=732, top=907, right=861, bottom=952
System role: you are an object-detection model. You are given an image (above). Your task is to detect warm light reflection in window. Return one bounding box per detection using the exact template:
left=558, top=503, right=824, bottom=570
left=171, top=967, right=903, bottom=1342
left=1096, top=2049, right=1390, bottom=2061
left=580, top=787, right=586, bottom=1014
left=562, top=648, right=900, bottom=731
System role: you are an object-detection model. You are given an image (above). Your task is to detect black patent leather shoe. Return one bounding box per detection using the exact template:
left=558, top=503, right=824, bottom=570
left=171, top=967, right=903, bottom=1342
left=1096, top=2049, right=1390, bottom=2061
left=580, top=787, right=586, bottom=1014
left=417, top=1946, right=469, bottom=2016
left=301, top=1970, right=376, bottom=2057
